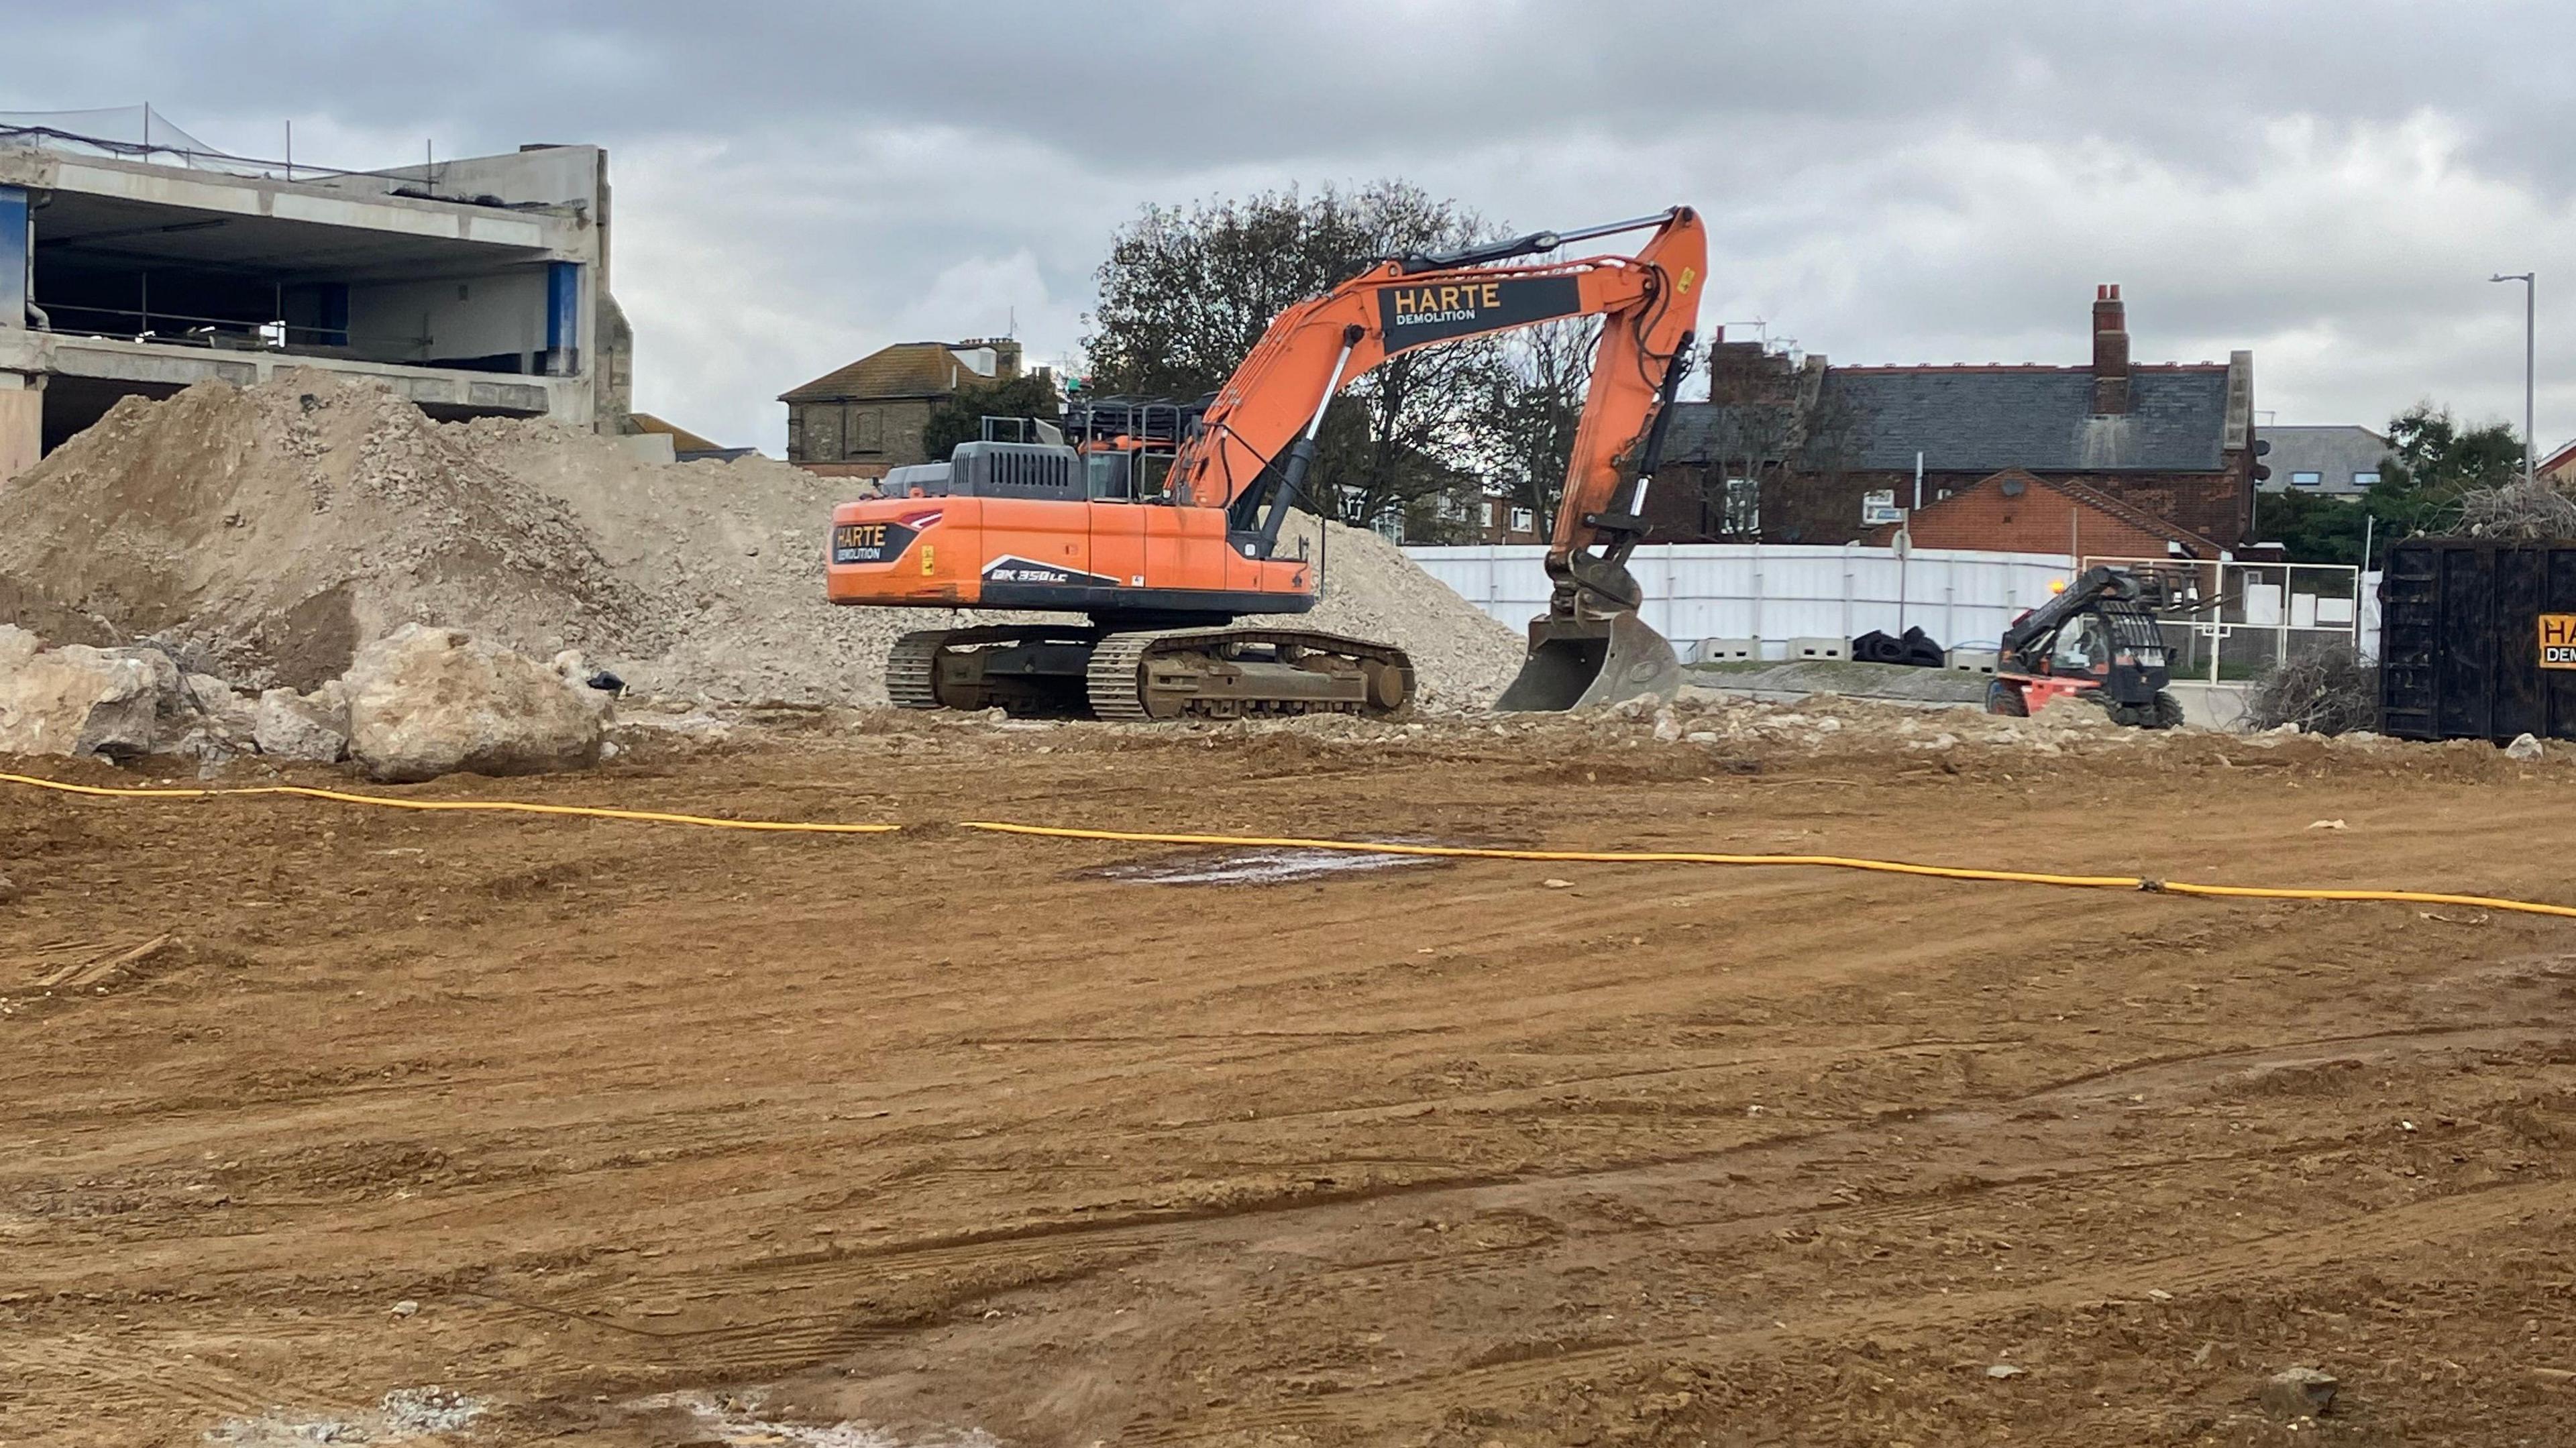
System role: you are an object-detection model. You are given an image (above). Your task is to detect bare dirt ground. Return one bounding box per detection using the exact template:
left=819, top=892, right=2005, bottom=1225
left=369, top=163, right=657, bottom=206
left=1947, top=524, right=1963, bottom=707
left=7, top=712, right=2576, bottom=1447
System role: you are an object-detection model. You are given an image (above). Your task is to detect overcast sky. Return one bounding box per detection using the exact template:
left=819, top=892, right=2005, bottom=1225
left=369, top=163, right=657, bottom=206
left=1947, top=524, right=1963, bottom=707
left=15, top=1, right=2576, bottom=455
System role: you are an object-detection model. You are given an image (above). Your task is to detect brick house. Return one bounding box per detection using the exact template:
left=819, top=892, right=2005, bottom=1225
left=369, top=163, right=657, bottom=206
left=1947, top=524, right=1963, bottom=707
left=1470, top=490, right=1548, bottom=544
left=1863, top=467, right=2222, bottom=559
left=1645, top=287, right=2259, bottom=549
left=2540, top=437, right=2576, bottom=488
left=779, top=338, right=1021, bottom=480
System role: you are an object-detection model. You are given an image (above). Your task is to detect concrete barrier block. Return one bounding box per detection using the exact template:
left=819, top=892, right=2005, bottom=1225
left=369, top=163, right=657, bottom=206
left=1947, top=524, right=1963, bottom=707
left=1946, top=649, right=1999, bottom=674
left=1686, top=638, right=1758, bottom=665
left=1790, top=636, right=1848, bottom=661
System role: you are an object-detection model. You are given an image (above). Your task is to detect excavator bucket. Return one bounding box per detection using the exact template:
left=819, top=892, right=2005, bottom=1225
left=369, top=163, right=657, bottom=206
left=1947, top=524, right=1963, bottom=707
left=1495, top=607, right=1681, bottom=712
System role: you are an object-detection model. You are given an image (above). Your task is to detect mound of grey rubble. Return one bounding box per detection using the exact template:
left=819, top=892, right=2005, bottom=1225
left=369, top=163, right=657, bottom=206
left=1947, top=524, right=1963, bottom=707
left=0, top=622, right=613, bottom=783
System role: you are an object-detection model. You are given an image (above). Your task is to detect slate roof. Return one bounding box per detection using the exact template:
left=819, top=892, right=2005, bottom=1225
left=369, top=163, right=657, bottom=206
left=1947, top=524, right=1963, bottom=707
left=1659, top=401, right=1800, bottom=465
left=629, top=412, right=723, bottom=454
left=1664, top=364, right=2236, bottom=475
left=1818, top=366, right=2233, bottom=473
left=2255, top=425, right=2390, bottom=493
left=780, top=343, right=988, bottom=404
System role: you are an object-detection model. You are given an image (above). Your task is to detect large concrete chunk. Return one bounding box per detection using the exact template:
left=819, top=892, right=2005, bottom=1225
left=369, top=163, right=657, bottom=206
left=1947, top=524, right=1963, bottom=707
left=188, top=672, right=263, bottom=746
left=2260, top=1365, right=2338, bottom=1418
left=343, top=624, right=610, bottom=783
left=254, top=685, right=352, bottom=763
left=96, top=645, right=192, bottom=735
left=0, top=624, right=39, bottom=673
left=0, top=641, right=161, bottom=759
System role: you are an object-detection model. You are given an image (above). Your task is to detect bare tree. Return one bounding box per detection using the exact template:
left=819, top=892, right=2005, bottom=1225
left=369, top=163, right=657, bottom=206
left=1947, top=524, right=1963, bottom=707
left=1474, top=315, right=1602, bottom=531
left=1083, top=182, right=1511, bottom=531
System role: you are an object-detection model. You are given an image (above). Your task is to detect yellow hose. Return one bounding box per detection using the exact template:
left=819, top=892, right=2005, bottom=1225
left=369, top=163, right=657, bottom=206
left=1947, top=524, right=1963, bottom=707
left=4, top=770, right=2569, bottom=918
left=0, top=771, right=900, bottom=834
left=957, top=822, right=2576, bottom=921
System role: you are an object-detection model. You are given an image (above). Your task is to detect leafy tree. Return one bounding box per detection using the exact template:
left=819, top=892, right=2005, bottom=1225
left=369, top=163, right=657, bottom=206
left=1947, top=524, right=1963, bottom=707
left=2255, top=486, right=2381, bottom=567
left=922, top=372, right=1063, bottom=464
left=1083, top=182, right=1516, bottom=531
left=2381, top=402, right=2526, bottom=501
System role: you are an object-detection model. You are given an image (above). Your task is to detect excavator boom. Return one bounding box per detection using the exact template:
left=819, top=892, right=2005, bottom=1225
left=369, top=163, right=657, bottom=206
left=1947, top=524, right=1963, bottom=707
left=824, top=206, right=1707, bottom=718
left=1162, top=206, right=1707, bottom=710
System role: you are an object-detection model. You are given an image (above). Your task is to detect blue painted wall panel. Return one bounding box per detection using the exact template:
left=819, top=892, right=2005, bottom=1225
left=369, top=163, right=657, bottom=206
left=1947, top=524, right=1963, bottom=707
left=545, top=261, right=581, bottom=373
left=0, top=186, right=26, bottom=328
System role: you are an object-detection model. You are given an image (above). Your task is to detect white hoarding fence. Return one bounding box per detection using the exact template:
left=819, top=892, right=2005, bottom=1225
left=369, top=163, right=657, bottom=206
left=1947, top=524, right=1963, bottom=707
left=1402, top=543, right=2081, bottom=659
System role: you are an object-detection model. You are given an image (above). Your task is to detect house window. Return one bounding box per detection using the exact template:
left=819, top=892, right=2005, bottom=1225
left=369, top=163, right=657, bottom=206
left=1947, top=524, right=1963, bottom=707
left=2352, top=471, right=2380, bottom=487
left=806, top=406, right=842, bottom=461
left=1481, top=500, right=1496, bottom=528
left=1723, top=477, right=1760, bottom=534
left=1509, top=506, right=1535, bottom=533
left=2290, top=471, right=2322, bottom=487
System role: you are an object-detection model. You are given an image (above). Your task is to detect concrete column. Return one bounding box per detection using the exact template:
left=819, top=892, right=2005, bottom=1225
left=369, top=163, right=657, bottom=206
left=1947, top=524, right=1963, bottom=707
left=0, top=372, right=39, bottom=485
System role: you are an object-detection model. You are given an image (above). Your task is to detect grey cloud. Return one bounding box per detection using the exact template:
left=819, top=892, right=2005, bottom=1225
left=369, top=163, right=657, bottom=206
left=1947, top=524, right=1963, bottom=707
left=13, top=1, right=2576, bottom=451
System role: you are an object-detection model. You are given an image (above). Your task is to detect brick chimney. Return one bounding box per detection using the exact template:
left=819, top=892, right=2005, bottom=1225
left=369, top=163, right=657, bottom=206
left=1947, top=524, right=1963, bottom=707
left=2091, top=284, right=2130, bottom=415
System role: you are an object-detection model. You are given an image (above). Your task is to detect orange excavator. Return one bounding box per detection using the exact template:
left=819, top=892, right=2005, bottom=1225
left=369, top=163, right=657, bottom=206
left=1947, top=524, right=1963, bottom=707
left=825, top=206, right=1707, bottom=719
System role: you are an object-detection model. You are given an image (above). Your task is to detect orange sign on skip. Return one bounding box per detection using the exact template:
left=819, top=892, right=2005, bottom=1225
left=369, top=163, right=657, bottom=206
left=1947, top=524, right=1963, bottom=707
left=2542, top=614, right=2576, bottom=669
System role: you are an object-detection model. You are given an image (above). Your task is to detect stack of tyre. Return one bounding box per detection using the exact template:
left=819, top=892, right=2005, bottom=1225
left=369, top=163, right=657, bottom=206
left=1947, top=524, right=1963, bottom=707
left=1848, top=626, right=1946, bottom=669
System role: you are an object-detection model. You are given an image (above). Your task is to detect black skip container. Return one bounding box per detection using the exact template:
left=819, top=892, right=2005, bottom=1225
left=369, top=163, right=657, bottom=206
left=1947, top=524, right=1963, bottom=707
left=2379, top=538, right=2576, bottom=742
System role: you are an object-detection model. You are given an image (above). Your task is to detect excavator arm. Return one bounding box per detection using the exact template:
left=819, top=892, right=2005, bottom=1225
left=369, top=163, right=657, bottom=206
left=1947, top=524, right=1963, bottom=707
left=1164, top=206, right=1707, bottom=709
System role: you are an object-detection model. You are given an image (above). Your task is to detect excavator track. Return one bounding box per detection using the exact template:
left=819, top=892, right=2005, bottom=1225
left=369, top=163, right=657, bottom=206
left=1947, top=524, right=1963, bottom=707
left=885, top=624, right=1097, bottom=712
left=1084, top=626, right=1414, bottom=722
left=885, top=630, right=948, bottom=710
left=892, top=624, right=1413, bottom=721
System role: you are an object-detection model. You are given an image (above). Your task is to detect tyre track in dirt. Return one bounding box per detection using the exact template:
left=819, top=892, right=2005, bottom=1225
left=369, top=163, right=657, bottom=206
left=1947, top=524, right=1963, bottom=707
left=11, top=720, right=2576, bottom=1445
left=1109, top=1178, right=2572, bottom=1445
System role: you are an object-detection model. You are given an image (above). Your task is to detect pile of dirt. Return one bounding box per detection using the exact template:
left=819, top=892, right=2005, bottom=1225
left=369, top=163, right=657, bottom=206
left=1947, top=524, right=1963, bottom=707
left=451, top=421, right=1525, bottom=709
left=443, top=414, right=936, bottom=704
left=0, top=373, right=1526, bottom=709
left=1265, top=510, right=1523, bottom=708
left=0, top=372, right=647, bottom=689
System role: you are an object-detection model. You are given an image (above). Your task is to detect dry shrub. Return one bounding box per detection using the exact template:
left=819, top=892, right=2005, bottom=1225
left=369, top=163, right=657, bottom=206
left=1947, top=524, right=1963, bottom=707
left=2455, top=480, right=2576, bottom=540
left=2246, top=643, right=2378, bottom=735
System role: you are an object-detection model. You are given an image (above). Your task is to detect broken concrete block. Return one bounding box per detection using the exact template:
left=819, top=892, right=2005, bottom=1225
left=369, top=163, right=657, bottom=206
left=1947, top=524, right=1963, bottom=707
left=186, top=673, right=261, bottom=746
left=94, top=645, right=192, bottom=738
left=254, top=686, right=352, bottom=764
left=343, top=624, right=610, bottom=783
left=0, top=642, right=160, bottom=759
left=0, top=624, right=39, bottom=672
left=2506, top=732, right=2544, bottom=761
left=2259, top=1365, right=2338, bottom=1418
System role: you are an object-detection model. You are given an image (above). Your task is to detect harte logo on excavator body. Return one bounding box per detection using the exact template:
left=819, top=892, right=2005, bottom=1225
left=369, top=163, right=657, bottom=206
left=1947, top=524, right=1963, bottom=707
left=1377, top=275, right=1582, bottom=353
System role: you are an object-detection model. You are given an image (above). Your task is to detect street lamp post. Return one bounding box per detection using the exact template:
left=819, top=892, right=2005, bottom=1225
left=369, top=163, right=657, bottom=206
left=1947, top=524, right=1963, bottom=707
left=2493, top=271, right=2536, bottom=485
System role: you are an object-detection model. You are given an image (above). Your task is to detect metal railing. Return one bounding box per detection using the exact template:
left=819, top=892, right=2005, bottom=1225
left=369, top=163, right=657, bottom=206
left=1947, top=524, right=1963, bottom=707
left=28, top=301, right=423, bottom=357
left=2082, top=555, right=2363, bottom=682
